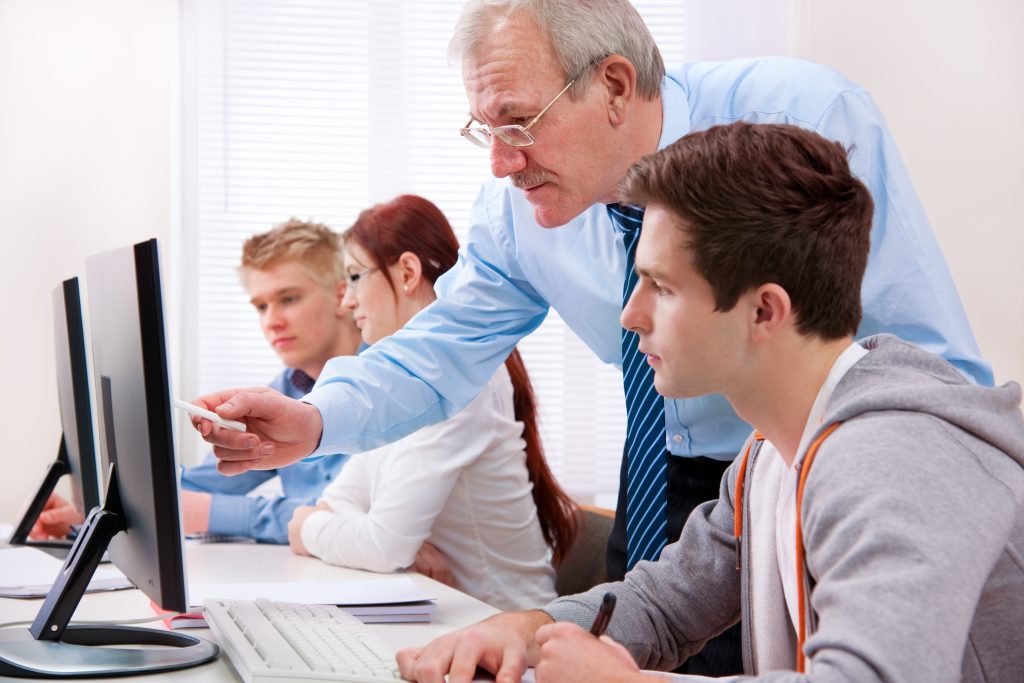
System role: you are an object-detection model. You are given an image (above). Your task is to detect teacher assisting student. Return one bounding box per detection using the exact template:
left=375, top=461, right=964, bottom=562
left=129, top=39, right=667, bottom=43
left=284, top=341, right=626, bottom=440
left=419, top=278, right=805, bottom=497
left=189, top=0, right=990, bottom=676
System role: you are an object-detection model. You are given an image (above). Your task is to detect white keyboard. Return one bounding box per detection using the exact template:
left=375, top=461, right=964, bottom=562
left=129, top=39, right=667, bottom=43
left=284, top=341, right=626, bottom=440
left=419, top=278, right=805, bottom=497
left=204, top=598, right=404, bottom=683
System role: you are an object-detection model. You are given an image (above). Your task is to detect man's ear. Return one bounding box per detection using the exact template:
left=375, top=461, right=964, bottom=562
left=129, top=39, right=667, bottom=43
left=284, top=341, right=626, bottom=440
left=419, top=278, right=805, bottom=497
left=334, top=280, right=348, bottom=316
left=749, top=284, right=793, bottom=342
left=597, top=56, right=637, bottom=126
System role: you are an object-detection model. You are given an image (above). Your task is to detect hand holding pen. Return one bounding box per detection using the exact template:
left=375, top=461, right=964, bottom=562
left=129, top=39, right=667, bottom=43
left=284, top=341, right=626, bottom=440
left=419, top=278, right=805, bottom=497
left=532, top=591, right=635, bottom=683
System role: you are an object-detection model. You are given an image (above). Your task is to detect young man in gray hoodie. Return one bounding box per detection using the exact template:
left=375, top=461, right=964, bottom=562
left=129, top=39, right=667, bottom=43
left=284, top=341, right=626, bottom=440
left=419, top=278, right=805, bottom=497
left=396, top=122, right=1024, bottom=683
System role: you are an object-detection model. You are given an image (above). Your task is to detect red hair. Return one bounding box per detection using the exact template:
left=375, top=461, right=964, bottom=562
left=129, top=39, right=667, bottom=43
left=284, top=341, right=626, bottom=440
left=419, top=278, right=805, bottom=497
left=343, top=194, right=578, bottom=564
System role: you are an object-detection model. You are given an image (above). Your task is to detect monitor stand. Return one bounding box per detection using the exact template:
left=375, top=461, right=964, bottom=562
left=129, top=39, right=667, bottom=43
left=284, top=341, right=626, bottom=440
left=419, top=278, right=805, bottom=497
left=0, top=464, right=218, bottom=678
left=8, top=437, right=73, bottom=548
left=7, top=437, right=109, bottom=563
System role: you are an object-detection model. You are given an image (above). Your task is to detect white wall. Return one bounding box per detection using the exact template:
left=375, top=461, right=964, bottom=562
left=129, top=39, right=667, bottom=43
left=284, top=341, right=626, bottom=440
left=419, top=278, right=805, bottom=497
left=0, top=0, right=179, bottom=522
left=796, top=0, right=1024, bottom=386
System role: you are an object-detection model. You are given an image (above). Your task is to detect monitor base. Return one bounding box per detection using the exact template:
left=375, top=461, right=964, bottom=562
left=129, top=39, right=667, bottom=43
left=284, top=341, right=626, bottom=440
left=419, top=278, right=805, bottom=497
left=0, top=624, right=218, bottom=678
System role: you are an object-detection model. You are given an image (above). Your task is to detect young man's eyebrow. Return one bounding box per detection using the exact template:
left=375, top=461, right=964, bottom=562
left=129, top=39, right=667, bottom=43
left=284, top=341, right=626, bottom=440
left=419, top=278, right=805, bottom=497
left=249, top=286, right=302, bottom=304
left=635, top=264, right=668, bottom=281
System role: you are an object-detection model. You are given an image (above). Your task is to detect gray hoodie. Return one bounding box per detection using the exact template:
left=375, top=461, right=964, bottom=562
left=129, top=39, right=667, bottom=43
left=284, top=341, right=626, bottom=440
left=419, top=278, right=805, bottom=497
left=545, top=335, right=1024, bottom=682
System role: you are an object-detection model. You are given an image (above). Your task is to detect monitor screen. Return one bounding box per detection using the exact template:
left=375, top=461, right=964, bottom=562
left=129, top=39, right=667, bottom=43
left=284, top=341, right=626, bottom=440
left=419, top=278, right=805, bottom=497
left=8, top=278, right=100, bottom=549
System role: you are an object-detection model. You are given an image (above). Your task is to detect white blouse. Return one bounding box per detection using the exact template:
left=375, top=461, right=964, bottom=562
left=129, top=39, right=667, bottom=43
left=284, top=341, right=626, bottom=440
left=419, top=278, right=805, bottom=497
left=300, top=363, right=557, bottom=611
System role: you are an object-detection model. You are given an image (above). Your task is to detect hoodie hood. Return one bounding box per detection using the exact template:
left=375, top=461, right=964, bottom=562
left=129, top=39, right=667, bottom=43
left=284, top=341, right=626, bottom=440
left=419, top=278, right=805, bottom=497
left=820, top=334, right=1024, bottom=468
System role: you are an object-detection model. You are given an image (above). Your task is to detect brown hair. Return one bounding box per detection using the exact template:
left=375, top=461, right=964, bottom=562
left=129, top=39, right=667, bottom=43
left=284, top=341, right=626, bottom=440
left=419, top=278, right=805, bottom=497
left=620, top=122, right=874, bottom=339
left=343, top=194, right=578, bottom=564
left=239, top=218, right=344, bottom=290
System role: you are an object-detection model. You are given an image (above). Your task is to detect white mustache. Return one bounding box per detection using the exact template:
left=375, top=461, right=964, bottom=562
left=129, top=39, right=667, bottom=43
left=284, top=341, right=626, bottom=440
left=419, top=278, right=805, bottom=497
left=511, top=169, right=554, bottom=189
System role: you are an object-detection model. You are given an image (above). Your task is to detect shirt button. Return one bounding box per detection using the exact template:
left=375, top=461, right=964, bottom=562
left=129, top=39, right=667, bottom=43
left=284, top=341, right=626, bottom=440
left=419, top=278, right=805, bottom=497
left=672, top=434, right=683, bottom=443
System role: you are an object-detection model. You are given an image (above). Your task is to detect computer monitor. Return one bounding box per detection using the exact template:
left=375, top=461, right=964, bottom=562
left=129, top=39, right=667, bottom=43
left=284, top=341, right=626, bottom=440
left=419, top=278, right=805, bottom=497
left=8, top=278, right=101, bottom=552
left=0, top=239, right=218, bottom=677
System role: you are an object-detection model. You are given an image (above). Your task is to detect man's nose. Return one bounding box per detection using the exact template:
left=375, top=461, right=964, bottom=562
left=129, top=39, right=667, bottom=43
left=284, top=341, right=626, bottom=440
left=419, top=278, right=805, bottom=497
left=264, top=305, right=285, bottom=328
left=621, top=289, right=647, bottom=334
left=490, top=138, right=528, bottom=179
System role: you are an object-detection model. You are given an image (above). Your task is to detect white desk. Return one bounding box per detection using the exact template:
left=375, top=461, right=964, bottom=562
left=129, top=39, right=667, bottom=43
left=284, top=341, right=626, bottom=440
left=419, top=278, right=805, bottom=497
left=0, top=540, right=499, bottom=682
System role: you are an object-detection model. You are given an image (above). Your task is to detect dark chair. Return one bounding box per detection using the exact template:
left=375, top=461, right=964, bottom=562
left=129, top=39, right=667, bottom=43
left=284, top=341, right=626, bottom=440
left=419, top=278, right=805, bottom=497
left=554, top=505, right=615, bottom=596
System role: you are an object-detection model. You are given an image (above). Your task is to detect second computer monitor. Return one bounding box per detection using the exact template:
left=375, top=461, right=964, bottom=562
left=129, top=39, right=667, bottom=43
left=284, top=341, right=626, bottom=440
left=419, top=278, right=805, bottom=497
left=8, top=278, right=100, bottom=547
left=53, top=278, right=101, bottom=520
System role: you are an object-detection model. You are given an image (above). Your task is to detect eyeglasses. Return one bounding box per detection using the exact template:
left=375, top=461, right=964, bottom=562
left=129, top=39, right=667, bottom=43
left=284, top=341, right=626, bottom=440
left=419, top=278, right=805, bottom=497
left=460, top=78, right=576, bottom=149
left=345, top=266, right=379, bottom=290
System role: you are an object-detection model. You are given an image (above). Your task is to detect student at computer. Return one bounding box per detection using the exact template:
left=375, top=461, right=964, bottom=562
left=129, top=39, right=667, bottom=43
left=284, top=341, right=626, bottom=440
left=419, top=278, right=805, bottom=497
left=177, top=219, right=362, bottom=544
left=30, top=219, right=360, bottom=545
left=396, top=124, right=1024, bottom=682
left=287, top=194, right=576, bottom=611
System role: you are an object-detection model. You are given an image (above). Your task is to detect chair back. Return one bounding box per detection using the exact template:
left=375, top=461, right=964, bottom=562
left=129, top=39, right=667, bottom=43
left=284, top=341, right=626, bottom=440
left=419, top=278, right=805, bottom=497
left=554, top=505, right=615, bottom=596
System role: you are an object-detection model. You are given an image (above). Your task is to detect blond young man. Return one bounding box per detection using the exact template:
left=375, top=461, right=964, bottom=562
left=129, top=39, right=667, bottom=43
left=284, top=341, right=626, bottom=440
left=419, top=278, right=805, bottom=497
left=178, top=219, right=362, bottom=543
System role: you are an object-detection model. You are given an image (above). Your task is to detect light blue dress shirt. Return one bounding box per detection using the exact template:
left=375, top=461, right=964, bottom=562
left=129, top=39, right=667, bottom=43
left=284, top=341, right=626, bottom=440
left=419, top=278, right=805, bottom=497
left=182, top=368, right=348, bottom=543
left=306, top=57, right=991, bottom=461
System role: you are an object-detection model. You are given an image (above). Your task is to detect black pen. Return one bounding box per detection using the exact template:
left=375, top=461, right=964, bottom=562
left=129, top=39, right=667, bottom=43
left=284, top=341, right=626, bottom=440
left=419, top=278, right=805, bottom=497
left=589, top=592, right=617, bottom=637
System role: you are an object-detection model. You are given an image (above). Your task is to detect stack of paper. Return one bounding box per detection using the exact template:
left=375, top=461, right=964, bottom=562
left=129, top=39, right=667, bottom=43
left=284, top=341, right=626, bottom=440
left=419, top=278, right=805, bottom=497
left=0, top=546, right=133, bottom=598
left=180, top=577, right=437, bottom=626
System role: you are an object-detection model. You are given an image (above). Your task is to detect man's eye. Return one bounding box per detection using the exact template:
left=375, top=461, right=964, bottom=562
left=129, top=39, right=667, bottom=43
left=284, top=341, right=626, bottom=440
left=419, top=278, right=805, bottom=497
left=254, top=303, right=267, bottom=313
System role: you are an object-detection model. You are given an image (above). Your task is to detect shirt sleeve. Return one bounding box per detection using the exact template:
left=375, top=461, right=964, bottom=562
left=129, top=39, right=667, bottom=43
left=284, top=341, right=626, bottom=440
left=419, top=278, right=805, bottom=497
left=180, top=453, right=275, bottom=495
left=304, top=185, right=550, bottom=456
left=182, top=453, right=318, bottom=544
left=206, top=493, right=303, bottom=544
left=300, top=377, right=501, bottom=573
left=815, top=88, right=992, bottom=386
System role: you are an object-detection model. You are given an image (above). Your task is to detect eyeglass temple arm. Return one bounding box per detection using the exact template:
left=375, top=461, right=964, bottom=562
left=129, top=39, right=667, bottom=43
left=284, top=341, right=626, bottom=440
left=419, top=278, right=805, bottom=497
left=523, top=78, right=575, bottom=132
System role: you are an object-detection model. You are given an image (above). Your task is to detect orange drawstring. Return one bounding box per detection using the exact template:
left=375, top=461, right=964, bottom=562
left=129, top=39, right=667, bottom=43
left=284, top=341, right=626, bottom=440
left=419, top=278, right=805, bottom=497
left=794, top=422, right=841, bottom=672
left=731, top=423, right=842, bottom=673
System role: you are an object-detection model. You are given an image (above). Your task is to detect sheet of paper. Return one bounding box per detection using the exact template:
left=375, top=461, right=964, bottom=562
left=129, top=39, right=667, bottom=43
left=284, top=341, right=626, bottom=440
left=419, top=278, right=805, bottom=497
left=0, top=546, right=132, bottom=597
left=189, top=576, right=436, bottom=609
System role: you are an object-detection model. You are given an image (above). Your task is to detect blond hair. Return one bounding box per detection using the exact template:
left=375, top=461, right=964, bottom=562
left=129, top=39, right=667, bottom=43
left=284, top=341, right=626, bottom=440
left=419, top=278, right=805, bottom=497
left=238, top=218, right=344, bottom=290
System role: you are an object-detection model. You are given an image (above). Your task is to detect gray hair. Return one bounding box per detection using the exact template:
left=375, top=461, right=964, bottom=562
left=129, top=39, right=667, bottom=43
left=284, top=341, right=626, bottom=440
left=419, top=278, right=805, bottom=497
left=450, top=0, right=665, bottom=100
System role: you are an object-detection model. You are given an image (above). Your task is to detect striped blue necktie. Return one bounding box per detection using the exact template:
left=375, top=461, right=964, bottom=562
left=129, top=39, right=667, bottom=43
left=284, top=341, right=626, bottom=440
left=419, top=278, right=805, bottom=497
left=608, top=203, right=668, bottom=569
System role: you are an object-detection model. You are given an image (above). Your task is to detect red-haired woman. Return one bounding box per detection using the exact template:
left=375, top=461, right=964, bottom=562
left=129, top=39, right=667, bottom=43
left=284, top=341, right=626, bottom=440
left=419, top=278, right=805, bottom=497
left=287, top=194, right=576, bottom=610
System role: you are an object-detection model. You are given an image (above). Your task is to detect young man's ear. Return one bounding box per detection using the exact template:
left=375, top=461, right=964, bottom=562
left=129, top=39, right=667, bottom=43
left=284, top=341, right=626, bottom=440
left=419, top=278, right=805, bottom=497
left=334, top=280, right=349, bottom=315
left=748, top=284, right=792, bottom=342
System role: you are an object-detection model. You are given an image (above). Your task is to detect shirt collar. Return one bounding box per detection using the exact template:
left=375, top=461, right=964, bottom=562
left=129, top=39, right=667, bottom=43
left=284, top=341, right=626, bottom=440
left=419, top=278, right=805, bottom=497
left=607, top=75, right=692, bottom=232
left=287, top=368, right=316, bottom=394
